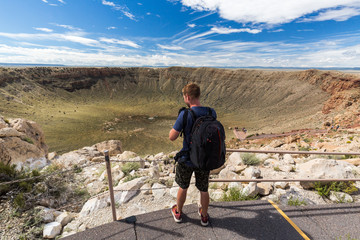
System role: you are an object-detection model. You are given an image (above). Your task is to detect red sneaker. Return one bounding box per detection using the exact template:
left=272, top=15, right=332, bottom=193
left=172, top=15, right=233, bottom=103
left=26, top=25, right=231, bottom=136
left=198, top=207, right=209, bottom=227
left=171, top=205, right=182, bottom=223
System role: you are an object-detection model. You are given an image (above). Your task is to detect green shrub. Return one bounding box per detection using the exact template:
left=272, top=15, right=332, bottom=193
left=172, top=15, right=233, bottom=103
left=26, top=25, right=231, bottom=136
left=319, top=139, right=324, bottom=143
left=72, top=164, right=82, bottom=173
left=348, top=136, right=354, bottom=141
left=14, top=193, right=25, bottom=209
left=222, top=187, right=259, bottom=202
left=121, top=162, right=140, bottom=175
left=287, top=196, right=307, bottom=206
left=241, top=153, right=261, bottom=166
left=303, top=138, right=311, bottom=143
left=315, top=181, right=358, bottom=198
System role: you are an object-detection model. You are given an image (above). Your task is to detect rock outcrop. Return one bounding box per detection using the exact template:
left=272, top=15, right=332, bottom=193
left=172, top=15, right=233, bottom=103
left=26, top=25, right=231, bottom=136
left=0, top=115, right=48, bottom=168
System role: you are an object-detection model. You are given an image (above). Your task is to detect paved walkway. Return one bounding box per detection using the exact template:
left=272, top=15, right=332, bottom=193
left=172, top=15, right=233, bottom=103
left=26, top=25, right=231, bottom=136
left=64, top=201, right=360, bottom=240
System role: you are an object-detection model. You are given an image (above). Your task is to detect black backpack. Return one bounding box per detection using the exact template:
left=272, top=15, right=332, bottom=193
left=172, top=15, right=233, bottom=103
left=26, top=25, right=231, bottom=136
left=181, top=107, right=226, bottom=170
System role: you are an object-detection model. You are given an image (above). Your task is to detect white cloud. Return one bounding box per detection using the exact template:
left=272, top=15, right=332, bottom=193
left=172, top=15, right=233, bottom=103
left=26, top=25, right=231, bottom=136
left=102, top=0, right=136, bottom=20
left=53, top=24, right=82, bottom=31
left=107, top=26, right=117, bottom=30
left=138, top=3, right=143, bottom=5
left=41, top=0, right=48, bottom=2
left=99, top=38, right=140, bottom=48
left=180, top=0, right=360, bottom=25
left=270, top=29, right=284, bottom=33
left=302, top=7, right=360, bottom=22
left=34, top=28, right=53, bottom=33
left=0, top=32, right=99, bottom=47
left=211, top=26, right=261, bottom=34
left=183, top=26, right=261, bottom=42
left=58, top=0, right=65, bottom=3
left=187, top=23, right=196, bottom=28
left=157, top=44, right=184, bottom=50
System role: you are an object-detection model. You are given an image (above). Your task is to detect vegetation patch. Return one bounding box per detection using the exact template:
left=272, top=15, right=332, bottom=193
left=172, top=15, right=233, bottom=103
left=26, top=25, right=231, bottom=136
left=222, top=187, right=259, bottom=202
left=121, top=162, right=141, bottom=175
left=241, top=153, right=261, bottom=166
left=287, top=196, right=307, bottom=206
left=314, top=181, right=358, bottom=198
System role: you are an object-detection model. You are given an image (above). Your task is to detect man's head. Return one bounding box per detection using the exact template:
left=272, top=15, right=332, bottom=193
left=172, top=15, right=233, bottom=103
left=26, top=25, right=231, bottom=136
left=182, top=83, right=200, bottom=107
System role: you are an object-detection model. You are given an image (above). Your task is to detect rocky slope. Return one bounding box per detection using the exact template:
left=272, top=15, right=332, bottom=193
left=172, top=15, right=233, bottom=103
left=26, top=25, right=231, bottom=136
left=1, top=119, right=360, bottom=239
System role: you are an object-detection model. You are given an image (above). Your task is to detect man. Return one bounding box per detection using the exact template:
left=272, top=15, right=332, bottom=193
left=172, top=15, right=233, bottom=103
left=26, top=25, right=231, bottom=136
left=169, top=83, right=217, bottom=227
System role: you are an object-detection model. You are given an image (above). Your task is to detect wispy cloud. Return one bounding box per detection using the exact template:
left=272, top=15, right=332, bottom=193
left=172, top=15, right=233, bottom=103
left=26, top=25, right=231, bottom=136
left=183, top=26, right=261, bottom=42
left=34, top=27, right=53, bottom=33
left=102, top=0, right=136, bottom=20
left=99, top=37, right=140, bottom=48
left=301, top=7, right=360, bottom=22
left=180, top=0, right=360, bottom=26
left=52, top=23, right=82, bottom=31
left=157, top=44, right=184, bottom=50
left=187, top=23, right=196, bottom=28
left=107, top=26, right=117, bottom=30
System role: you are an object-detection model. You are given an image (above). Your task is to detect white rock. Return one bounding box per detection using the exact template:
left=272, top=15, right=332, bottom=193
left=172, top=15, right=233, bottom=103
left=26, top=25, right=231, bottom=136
left=242, top=182, right=258, bottom=197
left=128, top=156, right=145, bottom=168
left=228, top=182, right=243, bottom=190
left=258, top=182, right=273, bottom=196
left=243, top=167, right=261, bottom=179
left=329, top=191, right=353, bottom=203
left=55, top=212, right=72, bottom=226
left=152, top=183, right=166, bottom=199
left=209, top=189, right=224, bottom=201
left=283, top=154, right=295, bottom=164
left=43, top=222, right=62, bottom=239
left=274, top=182, right=289, bottom=189
left=79, top=197, right=108, bottom=217
left=219, top=168, right=241, bottom=180
left=255, top=153, right=269, bottom=161
left=113, top=176, right=148, bottom=204
left=116, top=151, right=137, bottom=160
left=227, top=152, right=243, bottom=166
left=149, top=166, right=160, bottom=179
left=298, top=159, right=357, bottom=189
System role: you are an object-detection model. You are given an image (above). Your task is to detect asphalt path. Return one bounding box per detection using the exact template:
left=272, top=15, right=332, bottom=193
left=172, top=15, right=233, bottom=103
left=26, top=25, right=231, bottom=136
left=64, top=201, right=360, bottom=240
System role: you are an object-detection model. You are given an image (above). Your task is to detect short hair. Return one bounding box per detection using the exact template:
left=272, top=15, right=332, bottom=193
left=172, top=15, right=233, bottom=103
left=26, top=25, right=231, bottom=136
left=182, top=83, right=200, bottom=99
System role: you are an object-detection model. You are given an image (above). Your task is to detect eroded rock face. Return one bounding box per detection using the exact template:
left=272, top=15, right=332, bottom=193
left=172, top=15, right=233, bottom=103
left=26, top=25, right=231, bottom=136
left=0, top=116, right=48, bottom=168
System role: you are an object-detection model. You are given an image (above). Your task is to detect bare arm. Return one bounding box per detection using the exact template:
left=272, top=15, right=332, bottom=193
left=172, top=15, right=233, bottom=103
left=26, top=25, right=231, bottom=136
left=169, top=128, right=180, bottom=141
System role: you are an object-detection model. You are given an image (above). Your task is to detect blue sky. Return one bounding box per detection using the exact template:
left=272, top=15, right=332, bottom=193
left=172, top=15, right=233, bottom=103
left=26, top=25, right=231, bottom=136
left=0, top=0, right=360, bottom=67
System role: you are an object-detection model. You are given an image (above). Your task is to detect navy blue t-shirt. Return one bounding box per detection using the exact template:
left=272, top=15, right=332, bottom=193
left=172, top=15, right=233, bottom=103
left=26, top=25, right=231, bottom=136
left=173, top=106, right=217, bottom=166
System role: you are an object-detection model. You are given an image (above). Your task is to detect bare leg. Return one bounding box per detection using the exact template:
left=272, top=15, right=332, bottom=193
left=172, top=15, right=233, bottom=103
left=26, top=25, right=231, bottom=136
left=177, top=187, right=188, bottom=213
left=200, top=191, right=209, bottom=216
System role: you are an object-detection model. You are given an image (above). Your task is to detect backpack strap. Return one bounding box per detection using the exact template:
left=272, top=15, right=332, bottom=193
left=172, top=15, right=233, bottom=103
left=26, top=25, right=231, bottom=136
left=207, top=107, right=212, bottom=116
left=179, top=108, right=196, bottom=138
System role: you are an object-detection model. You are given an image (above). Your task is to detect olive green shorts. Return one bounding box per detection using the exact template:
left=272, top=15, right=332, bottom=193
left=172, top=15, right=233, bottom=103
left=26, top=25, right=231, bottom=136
left=175, top=162, right=210, bottom=192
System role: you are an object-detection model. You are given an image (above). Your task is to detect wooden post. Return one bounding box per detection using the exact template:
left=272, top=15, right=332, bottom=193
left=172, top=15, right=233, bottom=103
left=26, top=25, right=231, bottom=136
left=104, top=150, right=117, bottom=221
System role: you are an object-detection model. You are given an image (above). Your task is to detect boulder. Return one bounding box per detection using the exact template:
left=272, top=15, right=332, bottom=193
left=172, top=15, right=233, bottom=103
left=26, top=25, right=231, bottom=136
left=227, top=152, right=243, bottom=166
left=79, top=197, right=108, bottom=217
left=242, top=182, right=258, bottom=197
left=55, top=212, right=73, bottom=226
left=55, top=152, right=87, bottom=168
left=43, top=222, right=62, bottom=239
left=258, top=182, right=273, bottom=196
left=329, top=191, right=353, bottom=203
left=274, top=182, right=289, bottom=189
left=1, top=137, right=47, bottom=166
left=152, top=183, right=166, bottom=199
left=283, top=154, right=295, bottom=164
left=219, top=167, right=241, bottom=180
left=297, top=159, right=357, bottom=189
left=113, top=177, right=148, bottom=204
left=94, top=140, right=122, bottom=156
left=209, top=189, right=224, bottom=201
left=117, top=151, right=137, bottom=160
left=243, top=167, right=261, bottom=179
left=10, top=118, right=47, bottom=153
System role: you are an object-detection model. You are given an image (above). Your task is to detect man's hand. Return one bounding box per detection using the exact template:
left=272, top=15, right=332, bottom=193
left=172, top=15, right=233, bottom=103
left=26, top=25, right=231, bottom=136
left=169, top=128, right=180, bottom=141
